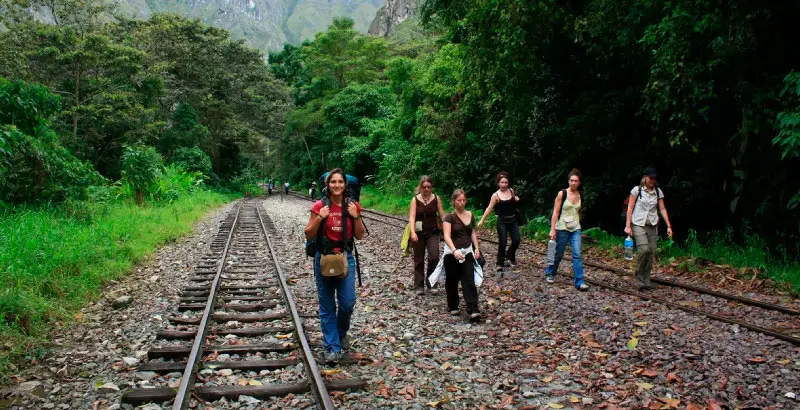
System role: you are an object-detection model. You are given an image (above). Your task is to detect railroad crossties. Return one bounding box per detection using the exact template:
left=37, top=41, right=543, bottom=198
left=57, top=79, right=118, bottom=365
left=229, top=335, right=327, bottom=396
left=2, top=196, right=799, bottom=409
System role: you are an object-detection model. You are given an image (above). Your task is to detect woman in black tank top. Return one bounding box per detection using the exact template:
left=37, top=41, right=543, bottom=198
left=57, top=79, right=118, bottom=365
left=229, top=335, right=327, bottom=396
left=477, top=171, right=521, bottom=272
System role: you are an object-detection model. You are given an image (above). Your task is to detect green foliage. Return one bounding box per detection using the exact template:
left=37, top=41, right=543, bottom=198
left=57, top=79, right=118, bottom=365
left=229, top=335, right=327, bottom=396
left=170, top=146, right=213, bottom=176
left=0, top=77, right=61, bottom=136
left=159, top=103, right=210, bottom=156
left=230, top=167, right=264, bottom=197
left=320, top=83, right=396, bottom=175
left=150, top=165, right=203, bottom=204
left=0, top=190, right=230, bottom=379
left=0, top=78, right=106, bottom=203
left=409, top=0, right=800, bottom=257
left=1, top=8, right=291, bottom=181
left=121, top=145, right=162, bottom=204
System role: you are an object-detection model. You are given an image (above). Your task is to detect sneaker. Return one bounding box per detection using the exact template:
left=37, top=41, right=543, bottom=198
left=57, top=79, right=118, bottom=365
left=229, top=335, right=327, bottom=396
left=577, top=283, right=590, bottom=291
left=449, top=309, right=459, bottom=316
left=546, top=276, right=555, bottom=284
left=340, top=335, right=350, bottom=351
left=324, top=350, right=344, bottom=364
left=495, top=266, right=504, bottom=273
left=415, top=288, right=424, bottom=296
left=469, top=312, right=481, bottom=321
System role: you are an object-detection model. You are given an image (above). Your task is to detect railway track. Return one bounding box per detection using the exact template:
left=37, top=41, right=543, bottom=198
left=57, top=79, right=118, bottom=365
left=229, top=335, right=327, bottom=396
left=121, top=198, right=366, bottom=409
left=290, top=192, right=800, bottom=345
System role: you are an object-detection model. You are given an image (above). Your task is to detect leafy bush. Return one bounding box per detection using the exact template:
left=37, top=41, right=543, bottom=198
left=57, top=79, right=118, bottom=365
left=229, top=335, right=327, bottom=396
left=0, top=79, right=106, bottom=203
left=170, top=147, right=213, bottom=175
left=230, top=167, right=264, bottom=196
left=1, top=125, right=106, bottom=203
left=121, top=145, right=163, bottom=205
left=0, top=78, right=61, bottom=136
left=151, top=165, right=203, bottom=203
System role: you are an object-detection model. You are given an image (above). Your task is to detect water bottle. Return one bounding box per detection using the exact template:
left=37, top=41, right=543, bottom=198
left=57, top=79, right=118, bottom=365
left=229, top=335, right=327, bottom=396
left=624, top=236, right=634, bottom=261
left=546, top=240, right=556, bottom=266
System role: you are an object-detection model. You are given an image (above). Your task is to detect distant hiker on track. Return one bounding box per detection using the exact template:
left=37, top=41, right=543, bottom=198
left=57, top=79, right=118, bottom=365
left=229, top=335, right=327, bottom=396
left=544, top=169, right=589, bottom=291
left=624, top=167, right=673, bottom=291
left=408, top=176, right=445, bottom=296
left=309, top=181, right=317, bottom=200
left=268, top=178, right=274, bottom=195
left=436, top=189, right=482, bottom=321
left=284, top=181, right=290, bottom=195
left=304, top=168, right=365, bottom=363
left=477, top=171, right=521, bottom=272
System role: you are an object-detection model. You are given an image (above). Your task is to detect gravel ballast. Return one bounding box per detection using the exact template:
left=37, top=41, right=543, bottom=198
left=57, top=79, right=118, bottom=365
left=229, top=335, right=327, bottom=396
left=2, top=196, right=798, bottom=409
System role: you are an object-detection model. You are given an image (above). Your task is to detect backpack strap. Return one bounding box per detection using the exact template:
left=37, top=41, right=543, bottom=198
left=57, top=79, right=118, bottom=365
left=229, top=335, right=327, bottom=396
left=342, top=198, right=348, bottom=250
left=314, top=197, right=328, bottom=254
left=555, top=189, right=567, bottom=222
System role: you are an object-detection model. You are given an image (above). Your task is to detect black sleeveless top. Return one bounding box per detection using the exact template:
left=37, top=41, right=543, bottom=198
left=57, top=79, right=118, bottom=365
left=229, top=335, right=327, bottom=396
left=494, top=193, right=516, bottom=218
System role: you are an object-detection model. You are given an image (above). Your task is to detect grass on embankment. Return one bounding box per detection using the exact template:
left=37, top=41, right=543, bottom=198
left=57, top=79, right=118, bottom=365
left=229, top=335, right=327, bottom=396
left=0, top=190, right=233, bottom=380
left=361, top=186, right=800, bottom=293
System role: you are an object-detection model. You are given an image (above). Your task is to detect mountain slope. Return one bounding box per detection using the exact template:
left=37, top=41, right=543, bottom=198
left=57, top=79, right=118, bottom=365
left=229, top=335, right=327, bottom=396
left=115, top=0, right=384, bottom=53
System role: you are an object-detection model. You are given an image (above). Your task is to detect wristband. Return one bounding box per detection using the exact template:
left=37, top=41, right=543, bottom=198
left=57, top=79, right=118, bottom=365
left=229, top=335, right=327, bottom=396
left=354, top=214, right=362, bottom=220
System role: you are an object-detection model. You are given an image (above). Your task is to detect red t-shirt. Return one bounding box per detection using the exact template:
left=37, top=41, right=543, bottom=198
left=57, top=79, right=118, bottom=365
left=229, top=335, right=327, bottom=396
left=311, top=200, right=362, bottom=247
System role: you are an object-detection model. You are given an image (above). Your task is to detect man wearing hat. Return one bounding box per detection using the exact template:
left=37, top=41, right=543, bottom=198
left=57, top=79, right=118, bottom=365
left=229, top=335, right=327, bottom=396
left=624, top=168, right=674, bottom=291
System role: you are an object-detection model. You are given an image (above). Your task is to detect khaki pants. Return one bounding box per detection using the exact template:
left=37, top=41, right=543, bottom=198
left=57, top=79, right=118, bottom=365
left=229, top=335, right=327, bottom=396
left=632, top=224, right=658, bottom=288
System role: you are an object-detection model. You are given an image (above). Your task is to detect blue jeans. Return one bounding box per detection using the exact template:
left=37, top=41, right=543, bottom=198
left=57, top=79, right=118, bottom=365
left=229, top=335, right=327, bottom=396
left=544, top=230, right=584, bottom=287
left=314, top=252, right=357, bottom=353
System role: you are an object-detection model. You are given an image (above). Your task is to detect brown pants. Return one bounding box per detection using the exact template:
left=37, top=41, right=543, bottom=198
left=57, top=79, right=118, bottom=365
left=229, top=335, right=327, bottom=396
left=412, top=231, right=440, bottom=290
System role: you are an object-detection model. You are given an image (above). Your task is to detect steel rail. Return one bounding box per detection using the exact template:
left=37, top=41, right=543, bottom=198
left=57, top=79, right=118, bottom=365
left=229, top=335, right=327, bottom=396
left=255, top=202, right=336, bottom=410
left=172, top=202, right=242, bottom=410
left=582, top=277, right=800, bottom=345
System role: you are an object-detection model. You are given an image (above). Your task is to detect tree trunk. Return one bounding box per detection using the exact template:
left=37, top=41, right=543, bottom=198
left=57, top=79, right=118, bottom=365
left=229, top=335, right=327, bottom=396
left=300, top=134, right=314, bottom=166
left=73, top=72, right=80, bottom=155
left=135, top=188, right=144, bottom=205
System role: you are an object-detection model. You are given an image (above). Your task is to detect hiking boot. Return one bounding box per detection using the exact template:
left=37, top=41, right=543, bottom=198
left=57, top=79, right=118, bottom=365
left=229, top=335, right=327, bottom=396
left=340, top=335, right=350, bottom=351
left=577, top=283, right=590, bottom=291
left=546, top=276, right=555, bottom=284
left=449, top=309, right=459, bottom=316
left=324, top=350, right=344, bottom=364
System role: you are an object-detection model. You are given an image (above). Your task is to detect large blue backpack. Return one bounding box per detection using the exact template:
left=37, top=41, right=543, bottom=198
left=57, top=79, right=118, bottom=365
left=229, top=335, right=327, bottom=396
left=319, top=172, right=360, bottom=202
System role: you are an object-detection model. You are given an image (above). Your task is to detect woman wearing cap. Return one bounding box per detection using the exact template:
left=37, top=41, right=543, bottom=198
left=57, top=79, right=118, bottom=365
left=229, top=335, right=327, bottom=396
left=408, top=176, right=446, bottom=296
left=624, top=168, right=673, bottom=291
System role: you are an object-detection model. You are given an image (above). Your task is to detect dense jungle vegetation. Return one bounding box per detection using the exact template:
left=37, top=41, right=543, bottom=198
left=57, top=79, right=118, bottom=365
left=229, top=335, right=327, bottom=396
left=270, top=1, right=800, bottom=264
